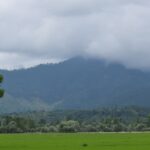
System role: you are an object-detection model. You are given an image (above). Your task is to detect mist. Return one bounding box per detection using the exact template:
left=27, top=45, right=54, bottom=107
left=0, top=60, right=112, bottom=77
left=0, top=0, right=150, bottom=70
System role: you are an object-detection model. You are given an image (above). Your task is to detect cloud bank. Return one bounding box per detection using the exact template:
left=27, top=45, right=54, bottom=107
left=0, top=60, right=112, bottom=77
left=0, top=0, right=150, bottom=70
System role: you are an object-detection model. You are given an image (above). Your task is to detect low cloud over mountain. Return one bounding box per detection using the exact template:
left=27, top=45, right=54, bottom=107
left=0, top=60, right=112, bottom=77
left=0, top=0, right=150, bottom=70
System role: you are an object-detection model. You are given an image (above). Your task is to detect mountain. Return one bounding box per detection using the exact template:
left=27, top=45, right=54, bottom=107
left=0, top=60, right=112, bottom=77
left=0, top=57, right=150, bottom=113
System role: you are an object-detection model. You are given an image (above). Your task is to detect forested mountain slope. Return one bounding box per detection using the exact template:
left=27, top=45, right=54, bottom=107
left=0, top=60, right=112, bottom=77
left=0, top=57, right=150, bottom=113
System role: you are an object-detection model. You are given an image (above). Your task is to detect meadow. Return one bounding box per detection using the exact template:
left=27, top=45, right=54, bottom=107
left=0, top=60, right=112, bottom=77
left=0, top=133, right=150, bottom=150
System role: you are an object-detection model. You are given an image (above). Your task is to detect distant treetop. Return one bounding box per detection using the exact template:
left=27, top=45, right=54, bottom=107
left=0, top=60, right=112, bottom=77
left=0, top=75, right=4, bottom=97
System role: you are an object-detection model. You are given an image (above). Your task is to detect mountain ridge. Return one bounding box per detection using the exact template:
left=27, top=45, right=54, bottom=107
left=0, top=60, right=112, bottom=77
left=0, top=57, right=150, bottom=113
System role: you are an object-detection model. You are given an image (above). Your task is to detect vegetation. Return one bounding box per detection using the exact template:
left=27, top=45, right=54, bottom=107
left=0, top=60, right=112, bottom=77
left=0, top=74, right=4, bottom=97
left=0, top=107, right=150, bottom=133
left=2, top=57, right=150, bottom=113
left=0, top=133, right=149, bottom=150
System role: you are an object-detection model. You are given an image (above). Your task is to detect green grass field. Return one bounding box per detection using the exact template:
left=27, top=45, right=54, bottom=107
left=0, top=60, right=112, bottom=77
left=0, top=133, right=150, bottom=150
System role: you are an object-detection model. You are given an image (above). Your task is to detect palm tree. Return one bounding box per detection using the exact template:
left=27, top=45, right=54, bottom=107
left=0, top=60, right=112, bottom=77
left=0, top=75, right=4, bottom=97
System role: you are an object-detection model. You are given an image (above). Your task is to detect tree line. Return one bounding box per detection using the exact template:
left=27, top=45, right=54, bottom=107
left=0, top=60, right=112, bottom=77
left=0, top=106, right=150, bottom=133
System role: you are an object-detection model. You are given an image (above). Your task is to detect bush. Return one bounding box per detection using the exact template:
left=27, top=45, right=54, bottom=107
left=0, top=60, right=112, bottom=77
left=59, top=120, right=80, bottom=133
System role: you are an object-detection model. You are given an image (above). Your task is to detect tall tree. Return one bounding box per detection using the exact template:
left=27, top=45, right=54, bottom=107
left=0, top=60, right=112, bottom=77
left=0, top=75, right=4, bottom=97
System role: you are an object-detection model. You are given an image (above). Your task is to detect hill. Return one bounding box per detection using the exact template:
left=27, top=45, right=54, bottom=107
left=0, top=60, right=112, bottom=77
left=0, top=57, right=150, bottom=113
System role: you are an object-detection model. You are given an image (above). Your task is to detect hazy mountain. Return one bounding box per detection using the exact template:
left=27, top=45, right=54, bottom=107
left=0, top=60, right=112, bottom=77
left=0, top=57, right=150, bottom=113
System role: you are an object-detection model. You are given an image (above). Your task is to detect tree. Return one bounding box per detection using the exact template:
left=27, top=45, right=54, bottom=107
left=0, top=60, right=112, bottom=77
left=59, top=120, right=80, bottom=132
left=0, top=75, right=4, bottom=97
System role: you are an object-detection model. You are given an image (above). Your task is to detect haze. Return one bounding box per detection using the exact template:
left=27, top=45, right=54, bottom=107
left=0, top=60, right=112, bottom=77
left=0, top=0, right=150, bottom=70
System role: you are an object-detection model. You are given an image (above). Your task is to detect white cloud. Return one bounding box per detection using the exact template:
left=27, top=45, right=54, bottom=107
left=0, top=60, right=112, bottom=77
left=0, top=0, right=150, bottom=70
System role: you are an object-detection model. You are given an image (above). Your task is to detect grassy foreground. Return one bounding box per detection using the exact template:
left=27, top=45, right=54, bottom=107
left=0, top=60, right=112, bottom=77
left=0, top=133, right=150, bottom=150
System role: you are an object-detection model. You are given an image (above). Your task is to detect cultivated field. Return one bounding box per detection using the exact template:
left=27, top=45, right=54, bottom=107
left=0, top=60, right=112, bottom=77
left=0, top=133, right=150, bottom=150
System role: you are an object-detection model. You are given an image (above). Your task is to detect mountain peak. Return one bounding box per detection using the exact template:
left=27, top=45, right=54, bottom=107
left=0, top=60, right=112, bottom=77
left=0, top=57, right=150, bottom=113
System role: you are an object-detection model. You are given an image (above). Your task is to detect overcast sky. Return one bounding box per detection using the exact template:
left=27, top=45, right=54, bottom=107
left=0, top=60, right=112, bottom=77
left=0, top=0, right=150, bottom=70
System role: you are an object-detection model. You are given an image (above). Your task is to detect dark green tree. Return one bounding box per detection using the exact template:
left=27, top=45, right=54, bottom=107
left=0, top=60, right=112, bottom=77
left=0, top=75, right=4, bottom=97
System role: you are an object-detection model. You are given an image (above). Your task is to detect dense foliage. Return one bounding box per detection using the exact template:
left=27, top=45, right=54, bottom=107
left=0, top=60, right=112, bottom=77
left=0, top=75, right=4, bottom=98
left=0, top=107, right=150, bottom=133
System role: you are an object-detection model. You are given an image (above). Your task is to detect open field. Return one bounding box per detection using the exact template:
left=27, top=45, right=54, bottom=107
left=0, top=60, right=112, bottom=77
left=0, top=133, right=150, bottom=150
